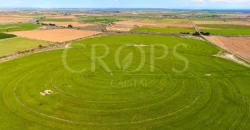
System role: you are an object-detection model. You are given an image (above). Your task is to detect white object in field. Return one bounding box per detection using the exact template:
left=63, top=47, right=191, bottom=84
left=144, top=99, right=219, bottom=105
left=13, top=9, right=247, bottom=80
left=40, top=92, right=46, bottom=96
left=40, top=90, right=53, bottom=96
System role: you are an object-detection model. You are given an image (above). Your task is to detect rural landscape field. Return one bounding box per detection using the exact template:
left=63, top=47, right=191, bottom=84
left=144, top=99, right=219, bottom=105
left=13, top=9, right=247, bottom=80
left=1, top=0, right=250, bottom=130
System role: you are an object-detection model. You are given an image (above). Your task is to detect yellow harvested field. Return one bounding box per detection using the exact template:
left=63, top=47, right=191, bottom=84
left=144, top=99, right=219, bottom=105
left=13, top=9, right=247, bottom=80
left=8, top=29, right=102, bottom=42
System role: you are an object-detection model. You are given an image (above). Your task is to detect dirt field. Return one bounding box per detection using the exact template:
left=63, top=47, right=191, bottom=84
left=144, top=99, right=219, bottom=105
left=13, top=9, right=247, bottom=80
left=8, top=29, right=102, bottom=42
left=0, top=16, right=32, bottom=24
left=42, top=22, right=94, bottom=27
left=114, top=20, right=193, bottom=28
left=106, top=24, right=135, bottom=31
left=194, top=21, right=250, bottom=26
left=205, top=36, right=250, bottom=61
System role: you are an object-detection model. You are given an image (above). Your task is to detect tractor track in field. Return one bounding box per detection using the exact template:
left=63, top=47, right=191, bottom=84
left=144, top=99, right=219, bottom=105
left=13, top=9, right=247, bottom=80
left=2, top=33, right=250, bottom=129
left=7, top=52, right=210, bottom=126
left=9, top=66, right=202, bottom=126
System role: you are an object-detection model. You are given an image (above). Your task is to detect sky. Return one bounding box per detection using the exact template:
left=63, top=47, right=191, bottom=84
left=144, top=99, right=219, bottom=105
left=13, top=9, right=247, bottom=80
left=0, top=0, right=250, bottom=9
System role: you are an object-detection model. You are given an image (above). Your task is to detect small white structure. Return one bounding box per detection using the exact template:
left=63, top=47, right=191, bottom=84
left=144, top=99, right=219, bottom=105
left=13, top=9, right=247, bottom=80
left=40, top=90, right=53, bottom=97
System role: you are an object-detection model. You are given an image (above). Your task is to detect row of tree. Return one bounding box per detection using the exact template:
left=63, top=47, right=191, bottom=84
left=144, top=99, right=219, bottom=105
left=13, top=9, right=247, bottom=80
left=193, top=32, right=210, bottom=36
left=0, top=33, right=16, bottom=39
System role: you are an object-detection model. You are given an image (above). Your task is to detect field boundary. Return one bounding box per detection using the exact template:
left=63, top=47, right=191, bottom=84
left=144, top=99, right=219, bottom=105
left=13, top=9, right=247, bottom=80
left=0, top=31, right=204, bottom=63
left=192, top=21, right=250, bottom=66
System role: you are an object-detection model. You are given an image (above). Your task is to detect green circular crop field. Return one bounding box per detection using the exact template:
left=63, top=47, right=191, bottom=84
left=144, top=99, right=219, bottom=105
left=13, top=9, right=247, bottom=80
left=0, top=35, right=250, bottom=130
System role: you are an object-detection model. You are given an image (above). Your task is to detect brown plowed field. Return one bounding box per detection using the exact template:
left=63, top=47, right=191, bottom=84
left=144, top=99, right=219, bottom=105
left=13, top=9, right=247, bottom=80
left=205, top=36, right=250, bottom=61
left=8, top=29, right=102, bottom=42
left=42, top=22, right=94, bottom=27
left=114, top=20, right=193, bottom=28
left=194, top=21, right=250, bottom=26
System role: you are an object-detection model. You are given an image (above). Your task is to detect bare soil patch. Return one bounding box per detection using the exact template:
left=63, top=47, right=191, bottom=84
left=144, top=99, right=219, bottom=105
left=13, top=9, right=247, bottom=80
left=42, top=22, right=94, bottom=27
left=194, top=21, right=250, bottom=26
left=8, top=29, right=102, bottom=42
left=215, top=53, right=249, bottom=67
left=114, top=20, right=193, bottom=28
left=205, top=36, right=250, bottom=61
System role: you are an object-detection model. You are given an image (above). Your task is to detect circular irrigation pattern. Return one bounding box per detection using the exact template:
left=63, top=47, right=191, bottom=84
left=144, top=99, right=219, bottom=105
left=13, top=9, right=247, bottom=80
left=1, top=35, right=250, bottom=130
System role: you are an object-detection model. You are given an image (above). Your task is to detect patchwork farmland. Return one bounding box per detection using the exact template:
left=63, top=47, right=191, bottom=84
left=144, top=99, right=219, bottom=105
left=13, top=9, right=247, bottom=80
left=0, top=8, right=250, bottom=130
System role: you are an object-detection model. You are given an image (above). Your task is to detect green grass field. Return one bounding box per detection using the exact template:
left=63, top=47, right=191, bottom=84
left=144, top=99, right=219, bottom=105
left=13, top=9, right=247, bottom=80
left=40, top=18, right=74, bottom=22
left=0, top=34, right=250, bottom=129
left=0, top=37, right=51, bottom=56
left=0, top=23, right=40, bottom=33
left=78, top=16, right=118, bottom=24
left=198, top=24, right=250, bottom=35
left=190, top=18, right=248, bottom=21
left=132, top=26, right=195, bottom=33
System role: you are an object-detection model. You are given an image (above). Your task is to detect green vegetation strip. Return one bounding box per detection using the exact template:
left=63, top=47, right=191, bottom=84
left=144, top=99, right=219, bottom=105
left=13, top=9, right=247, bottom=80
left=40, top=18, right=74, bottom=22
left=0, top=23, right=40, bottom=33
left=190, top=18, right=248, bottom=21
left=0, top=35, right=250, bottom=129
left=78, top=16, right=117, bottom=24
left=198, top=24, right=250, bottom=35
left=0, top=37, right=51, bottom=56
left=132, top=26, right=195, bottom=33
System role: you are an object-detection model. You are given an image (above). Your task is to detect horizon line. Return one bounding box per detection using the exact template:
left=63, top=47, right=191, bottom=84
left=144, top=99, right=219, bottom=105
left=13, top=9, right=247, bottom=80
left=1, top=7, right=250, bottom=10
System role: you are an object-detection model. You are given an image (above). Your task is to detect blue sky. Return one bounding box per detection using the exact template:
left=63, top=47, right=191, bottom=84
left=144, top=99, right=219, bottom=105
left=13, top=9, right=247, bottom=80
left=0, top=0, right=250, bottom=9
